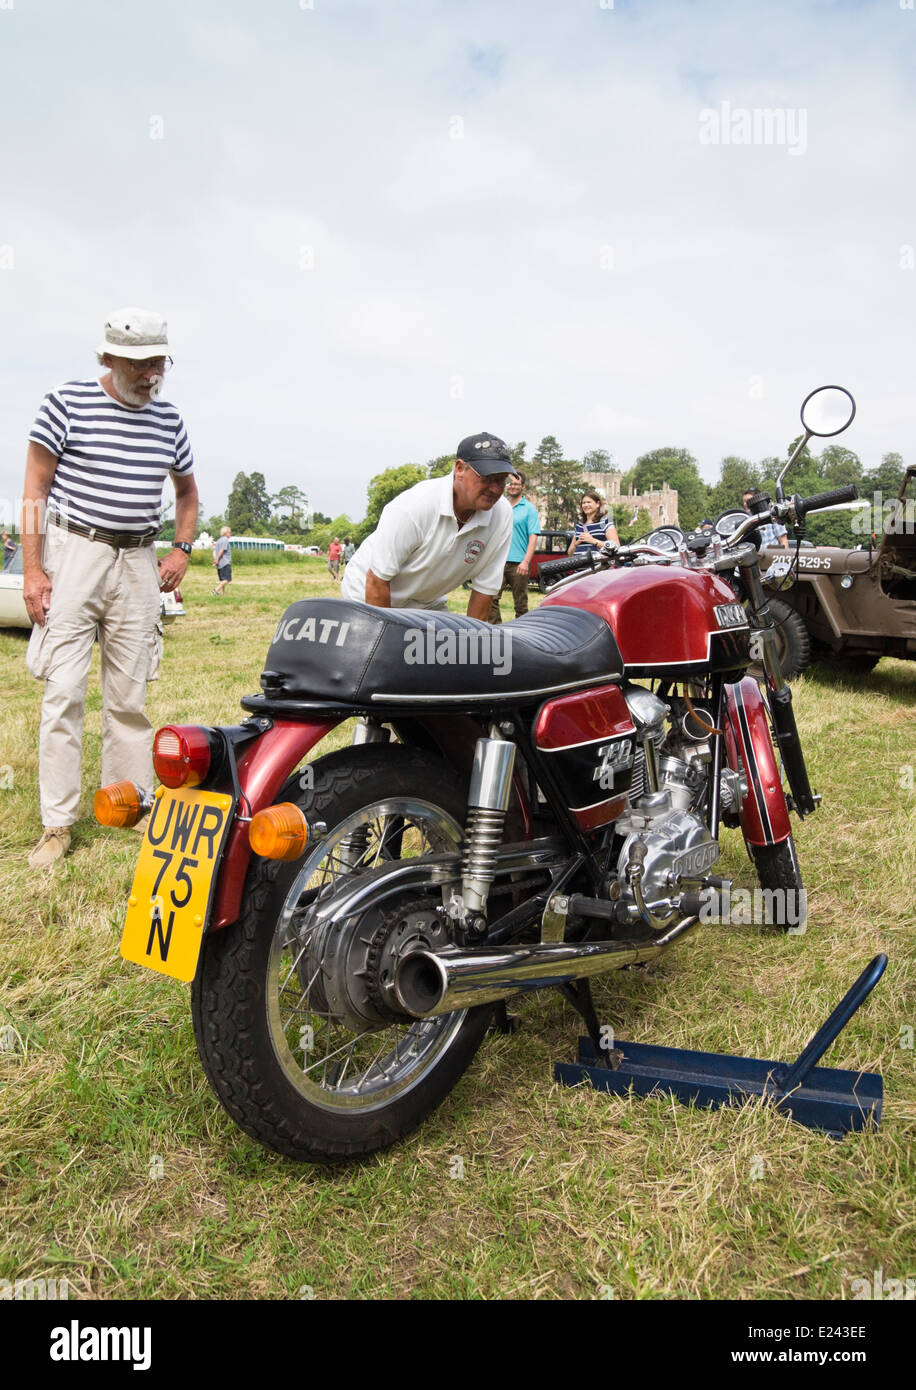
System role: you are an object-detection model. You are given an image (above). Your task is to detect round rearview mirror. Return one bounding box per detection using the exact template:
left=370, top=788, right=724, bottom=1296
left=800, top=385, right=856, bottom=438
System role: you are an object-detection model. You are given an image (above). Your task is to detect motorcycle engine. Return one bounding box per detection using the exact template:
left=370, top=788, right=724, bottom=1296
left=613, top=801, right=719, bottom=908
left=610, top=684, right=724, bottom=918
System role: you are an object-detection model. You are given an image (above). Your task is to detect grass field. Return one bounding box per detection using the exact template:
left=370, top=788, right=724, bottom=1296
left=1, top=557, right=914, bottom=1301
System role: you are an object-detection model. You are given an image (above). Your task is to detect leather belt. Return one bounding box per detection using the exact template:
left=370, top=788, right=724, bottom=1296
left=49, top=516, right=156, bottom=550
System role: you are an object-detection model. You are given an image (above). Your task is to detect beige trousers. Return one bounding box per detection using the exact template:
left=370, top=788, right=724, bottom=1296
left=26, top=525, right=162, bottom=827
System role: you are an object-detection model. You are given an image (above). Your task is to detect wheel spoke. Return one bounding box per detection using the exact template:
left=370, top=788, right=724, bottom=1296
left=302, top=1030, right=371, bottom=1079
left=267, top=793, right=467, bottom=1111
left=358, top=1030, right=400, bottom=1089
left=369, top=816, right=388, bottom=867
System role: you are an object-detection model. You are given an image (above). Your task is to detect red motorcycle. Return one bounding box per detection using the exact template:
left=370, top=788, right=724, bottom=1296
left=97, top=387, right=858, bottom=1163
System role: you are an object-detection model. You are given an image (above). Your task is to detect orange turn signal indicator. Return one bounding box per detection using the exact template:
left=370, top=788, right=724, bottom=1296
left=248, top=803, right=310, bottom=861
left=94, top=780, right=142, bottom=828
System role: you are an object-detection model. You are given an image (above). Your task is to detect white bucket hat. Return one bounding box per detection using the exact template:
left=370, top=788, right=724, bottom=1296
left=98, top=307, right=169, bottom=360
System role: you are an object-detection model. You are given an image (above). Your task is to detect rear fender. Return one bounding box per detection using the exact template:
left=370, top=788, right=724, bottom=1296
left=723, top=678, right=791, bottom=847
left=211, top=718, right=339, bottom=928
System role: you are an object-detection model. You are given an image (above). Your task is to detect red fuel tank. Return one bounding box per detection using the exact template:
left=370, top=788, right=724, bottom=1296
left=541, top=567, right=749, bottom=677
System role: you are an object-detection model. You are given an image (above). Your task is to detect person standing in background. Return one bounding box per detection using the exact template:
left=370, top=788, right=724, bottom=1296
left=568, top=490, right=618, bottom=553
left=489, top=470, right=540, bottom=623
left=327, top=537, right=342, bottom=581
left=212, top=526, right=232, bottom=596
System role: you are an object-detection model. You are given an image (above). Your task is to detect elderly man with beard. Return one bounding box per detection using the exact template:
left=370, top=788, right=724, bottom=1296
left=21, top=307, right=199, bottom=869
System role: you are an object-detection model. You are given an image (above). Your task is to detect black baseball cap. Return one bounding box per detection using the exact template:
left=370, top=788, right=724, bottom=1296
left=456, top=432, right=519, bottom=478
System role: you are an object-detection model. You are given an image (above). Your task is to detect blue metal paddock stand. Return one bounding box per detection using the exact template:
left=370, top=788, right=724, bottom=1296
left=554, top=954, right=887, bottom=1137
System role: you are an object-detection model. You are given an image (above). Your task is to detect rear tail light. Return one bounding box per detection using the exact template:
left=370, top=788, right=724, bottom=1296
left=249, top=803, right=310, bottom=861
left=94, top=780, right=141, bottom=827
left=153, top=725, right=213, bottom=788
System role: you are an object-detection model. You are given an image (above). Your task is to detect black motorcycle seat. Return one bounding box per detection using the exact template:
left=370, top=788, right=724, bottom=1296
left=260, top=598, right=623, bottom=705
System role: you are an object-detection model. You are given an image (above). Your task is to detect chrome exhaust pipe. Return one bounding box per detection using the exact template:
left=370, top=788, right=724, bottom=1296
left=394, top=916, right=698, bottom=1018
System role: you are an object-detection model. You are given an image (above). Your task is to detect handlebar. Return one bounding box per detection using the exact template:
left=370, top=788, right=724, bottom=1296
left=537, top=550, right=598, bottom=590
left=538, top=540, right=683, bottom=589
left=538, top=480, right=861, bottom=589
left=711, top=542, right=757, bottom=572
left=792, top=484, right=859, bottom=519
left=722, top=483, right=861, bottom=552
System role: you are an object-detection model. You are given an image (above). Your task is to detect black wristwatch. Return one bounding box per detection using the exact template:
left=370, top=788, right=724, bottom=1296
left=172, top=541, right=193, bottom=555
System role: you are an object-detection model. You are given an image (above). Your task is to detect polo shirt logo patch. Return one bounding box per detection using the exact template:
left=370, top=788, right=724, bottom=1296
left=464, top=540, right=484, bottom=565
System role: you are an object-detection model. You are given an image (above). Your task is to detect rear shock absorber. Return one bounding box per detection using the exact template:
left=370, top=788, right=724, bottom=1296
left=455, top=731, right=516, bottom=928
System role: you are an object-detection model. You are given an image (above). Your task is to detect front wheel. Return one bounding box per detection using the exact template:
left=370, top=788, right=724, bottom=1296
left=191, top=745, right=492, bottom=1163
left=749, top=600, right=812, bottom=681
left=750, top=836, right=806, bottom=932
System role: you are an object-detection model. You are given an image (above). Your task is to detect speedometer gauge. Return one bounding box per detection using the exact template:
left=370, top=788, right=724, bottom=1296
left=714, top=510, right=749, bottom=538
left=647, top=527, right=685, bottom=552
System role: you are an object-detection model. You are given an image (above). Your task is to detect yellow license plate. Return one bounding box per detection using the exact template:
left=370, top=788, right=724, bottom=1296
left=120, top=786, right=235, bottom=983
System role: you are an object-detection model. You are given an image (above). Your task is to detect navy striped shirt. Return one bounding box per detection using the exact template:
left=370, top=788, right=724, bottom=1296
left=572, top=517, right=614, bottom=548
left=29, top=379, right=194, bottom=534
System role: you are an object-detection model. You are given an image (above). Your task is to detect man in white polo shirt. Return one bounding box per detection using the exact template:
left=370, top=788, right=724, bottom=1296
left=341, top=433, right=516, bottom=618
left=21, top=307, right=199, bottom=869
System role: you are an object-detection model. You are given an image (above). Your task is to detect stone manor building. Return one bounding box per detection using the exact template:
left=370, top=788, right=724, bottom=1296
left=580, top=472, right=679, bottom=528
left=530, top=473, right=679, bottom=529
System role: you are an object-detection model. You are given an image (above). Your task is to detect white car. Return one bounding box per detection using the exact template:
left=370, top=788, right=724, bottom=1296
left=159, top=587, right=185, bottom=622
left=0, top=546, right=29, bottom=628
left=0, top=546, right=185, bottom=628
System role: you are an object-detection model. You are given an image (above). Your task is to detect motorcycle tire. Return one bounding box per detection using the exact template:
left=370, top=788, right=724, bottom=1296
left=191, top=745, right=493, bottom=1163
left=749, top=835, right=806, bottom=932
left=749, top=600, right=811, bottom=682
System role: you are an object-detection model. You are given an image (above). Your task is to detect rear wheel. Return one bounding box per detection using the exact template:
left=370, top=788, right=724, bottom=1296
left=191, top=745, right=492, bottom=1163
left=750, top=835, right=806, bottom=932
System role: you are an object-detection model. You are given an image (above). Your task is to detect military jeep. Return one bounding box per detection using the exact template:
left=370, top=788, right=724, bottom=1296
left=759, top=464, right=916, bottom=674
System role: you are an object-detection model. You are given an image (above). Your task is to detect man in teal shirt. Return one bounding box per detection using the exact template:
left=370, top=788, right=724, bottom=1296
left=489, top=470, right=541, bottom=623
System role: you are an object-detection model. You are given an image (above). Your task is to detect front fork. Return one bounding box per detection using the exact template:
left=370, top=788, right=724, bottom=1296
left=739, top=559, right=817, bottom=817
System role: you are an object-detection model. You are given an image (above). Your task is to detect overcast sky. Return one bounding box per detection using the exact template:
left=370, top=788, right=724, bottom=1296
left=1, top=0, right=913, bottom=525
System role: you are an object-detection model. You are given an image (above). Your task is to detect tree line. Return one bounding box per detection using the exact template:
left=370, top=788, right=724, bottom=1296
left=173, top=439, right=907, bottom=551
